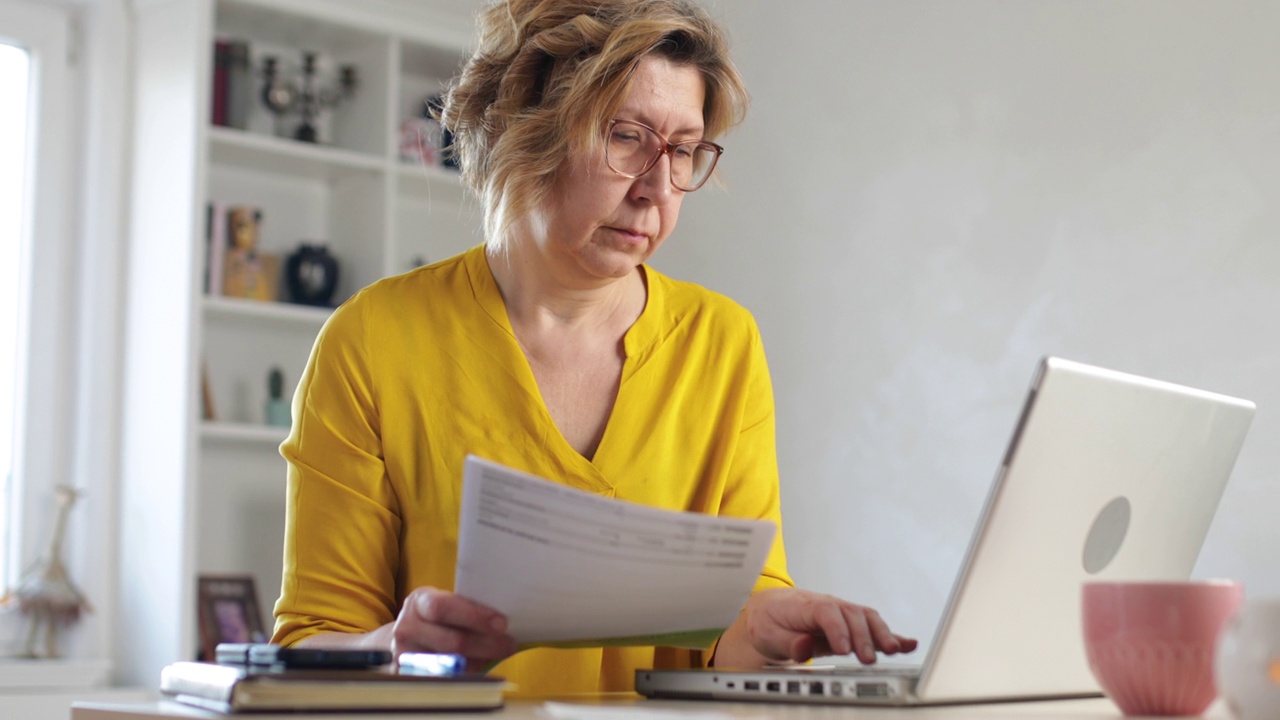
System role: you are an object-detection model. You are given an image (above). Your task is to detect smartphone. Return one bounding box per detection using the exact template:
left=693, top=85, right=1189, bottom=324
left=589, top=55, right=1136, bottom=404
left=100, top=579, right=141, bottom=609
left=216, top=642, right=392, bottom=669
left=266, top=646, right=393, bottom=669
left=397, top=652, right=467, bottom=676
left=214, top=642, right=256, bottom=665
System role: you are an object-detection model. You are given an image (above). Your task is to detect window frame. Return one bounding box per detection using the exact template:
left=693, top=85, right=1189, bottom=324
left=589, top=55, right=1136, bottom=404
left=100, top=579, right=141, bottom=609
left=0, top=0, right=76, bottom=592
left=0, top=24, right=32, bottom=580
left=0, top=0, right=127, bottom=682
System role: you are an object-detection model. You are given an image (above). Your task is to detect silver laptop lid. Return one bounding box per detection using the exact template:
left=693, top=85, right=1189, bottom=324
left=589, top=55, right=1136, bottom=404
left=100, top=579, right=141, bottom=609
left=917, top=357, right=1255, bottom=702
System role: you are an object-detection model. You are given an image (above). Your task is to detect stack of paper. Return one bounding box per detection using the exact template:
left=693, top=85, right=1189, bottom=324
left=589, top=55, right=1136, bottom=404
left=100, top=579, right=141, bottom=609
left=455, top=456, right=777, bottom=649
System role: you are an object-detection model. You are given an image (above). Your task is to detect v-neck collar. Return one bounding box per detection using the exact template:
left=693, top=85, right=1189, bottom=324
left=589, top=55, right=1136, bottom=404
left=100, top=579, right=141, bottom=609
left=462, top=245, right=666, bottom=492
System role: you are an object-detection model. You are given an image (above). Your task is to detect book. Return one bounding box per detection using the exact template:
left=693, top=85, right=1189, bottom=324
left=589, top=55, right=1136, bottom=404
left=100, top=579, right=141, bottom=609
left=205, top=201, right=227, bottom=296
left=160, top=661, right=510, bottom=713
left=224, top=40, right=251, bottom=130
left=211, top=39, right=230, bottom=126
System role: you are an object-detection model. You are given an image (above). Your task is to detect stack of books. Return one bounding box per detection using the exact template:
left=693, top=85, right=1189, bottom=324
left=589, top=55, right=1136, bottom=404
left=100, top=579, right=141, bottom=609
left=160, top=661, right=510, bottom=713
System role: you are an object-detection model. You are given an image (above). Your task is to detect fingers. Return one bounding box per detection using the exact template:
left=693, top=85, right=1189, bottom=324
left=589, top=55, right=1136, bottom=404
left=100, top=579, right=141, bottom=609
left=391, top=587, right=517, bottom=663
left=412, top=588, right=506, bottom=635
left=747, top=588, right=918, bottom=665
left=839, top=604, right=880, bottom=663
left=811, top=600, right=857, bottom=657
left=835, top=604, right=922, bottom=663
left=894, top=634, right=919, bottom=653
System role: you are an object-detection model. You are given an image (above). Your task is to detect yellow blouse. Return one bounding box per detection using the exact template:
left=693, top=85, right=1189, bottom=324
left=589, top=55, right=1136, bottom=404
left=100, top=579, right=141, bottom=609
left=272, top=245, right=793, bottom=697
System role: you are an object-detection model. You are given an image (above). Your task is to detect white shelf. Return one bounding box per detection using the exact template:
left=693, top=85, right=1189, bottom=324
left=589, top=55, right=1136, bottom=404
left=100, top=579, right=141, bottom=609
left=200, top=421, right=289, bottom=444
left=194, top=0, right=479, bottom=633
left=208, top=126, right=383, bottom=181
left=396, top=159, right=463, bottom=185
left=118, top=0, right=480, bottom=686
left=203, top=295, right=331, bottom=325
left=396, top=160, right=466, bottom=198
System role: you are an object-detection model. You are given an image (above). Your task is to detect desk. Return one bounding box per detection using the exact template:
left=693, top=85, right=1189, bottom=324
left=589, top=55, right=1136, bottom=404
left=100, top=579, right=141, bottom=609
left=71, top=697, right=1230, bottom=719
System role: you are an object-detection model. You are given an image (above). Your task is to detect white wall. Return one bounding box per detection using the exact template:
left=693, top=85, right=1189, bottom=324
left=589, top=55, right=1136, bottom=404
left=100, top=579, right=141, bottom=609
left=654, top=0, right=1280, bottom=657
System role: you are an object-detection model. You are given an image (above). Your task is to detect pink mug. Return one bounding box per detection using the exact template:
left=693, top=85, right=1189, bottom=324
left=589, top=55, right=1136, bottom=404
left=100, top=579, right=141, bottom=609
left=1082, top=580, right=1244, bottom=716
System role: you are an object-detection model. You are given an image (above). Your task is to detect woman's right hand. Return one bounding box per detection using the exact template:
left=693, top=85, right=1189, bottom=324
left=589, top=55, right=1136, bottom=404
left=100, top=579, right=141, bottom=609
left=390, top=586, right=518, bottom=668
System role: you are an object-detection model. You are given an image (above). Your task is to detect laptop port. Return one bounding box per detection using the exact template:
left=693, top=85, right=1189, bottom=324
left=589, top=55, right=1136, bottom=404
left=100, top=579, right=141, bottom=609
left=830, top=682, right=843, bottom=696
left=856, top=682, right=890, bottom=699
left=743, top=681, right=759, bottom=691
left=809, top=681, right=824, bottom=696
left=766, top=681, right=780, bottom=692
left=786, top=681, right=801, bottom=694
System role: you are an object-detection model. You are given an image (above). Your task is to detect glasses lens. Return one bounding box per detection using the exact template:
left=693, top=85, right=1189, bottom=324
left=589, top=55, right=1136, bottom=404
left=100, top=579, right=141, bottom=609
left=606, top=121, right=660, bottom=177
left=672, top=142, right=719, bottom=191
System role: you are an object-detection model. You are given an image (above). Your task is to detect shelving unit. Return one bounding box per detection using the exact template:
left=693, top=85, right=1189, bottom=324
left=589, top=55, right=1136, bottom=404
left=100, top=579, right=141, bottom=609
left=200, top=421, right=290, bottom=444
left=119, top=0, right=480, bottom=686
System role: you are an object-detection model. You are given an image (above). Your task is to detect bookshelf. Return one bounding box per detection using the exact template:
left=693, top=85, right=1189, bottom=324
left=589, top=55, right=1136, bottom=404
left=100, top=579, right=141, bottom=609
left=118, top=0, right=480, bottom=686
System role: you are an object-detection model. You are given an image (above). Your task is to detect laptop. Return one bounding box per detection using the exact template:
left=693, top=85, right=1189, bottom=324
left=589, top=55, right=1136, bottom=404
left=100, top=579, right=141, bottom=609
left=636, top=356, right=1255, bottom=706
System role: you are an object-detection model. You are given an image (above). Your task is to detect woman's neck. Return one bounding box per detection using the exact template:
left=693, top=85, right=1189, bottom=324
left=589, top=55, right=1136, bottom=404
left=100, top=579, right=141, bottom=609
left=485, top=242, right=646, bottom=336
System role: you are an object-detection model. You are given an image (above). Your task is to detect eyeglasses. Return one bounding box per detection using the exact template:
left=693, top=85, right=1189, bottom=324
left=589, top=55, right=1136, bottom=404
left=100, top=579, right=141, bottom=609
left=604, top=118, right=724, bottom=192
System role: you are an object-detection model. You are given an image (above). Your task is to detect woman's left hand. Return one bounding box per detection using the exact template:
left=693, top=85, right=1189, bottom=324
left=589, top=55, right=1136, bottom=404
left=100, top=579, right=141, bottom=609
left=714, top=587, right=918, bottom=667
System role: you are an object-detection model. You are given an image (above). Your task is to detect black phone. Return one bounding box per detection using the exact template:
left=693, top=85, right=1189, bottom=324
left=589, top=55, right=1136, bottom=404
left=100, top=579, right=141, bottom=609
left=217, top=642, right=392, bottom=669
left=268, top=646, right=393, bottom=669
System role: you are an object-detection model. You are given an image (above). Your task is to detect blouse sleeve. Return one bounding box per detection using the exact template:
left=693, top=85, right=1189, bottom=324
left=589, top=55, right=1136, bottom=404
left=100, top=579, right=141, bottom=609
left=699, top=318, right=793, bottom=668
left=725, top=320, right=794, bottom=595
left=271, top=295, right=402, bottom=646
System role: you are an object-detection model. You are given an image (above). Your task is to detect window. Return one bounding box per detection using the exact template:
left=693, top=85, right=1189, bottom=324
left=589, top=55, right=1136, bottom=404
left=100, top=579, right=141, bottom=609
left=0, top=0, right=126, bottom=678
left=0, top=32, right=32, bottom=585
left=0, top=0, right=73, bottom=595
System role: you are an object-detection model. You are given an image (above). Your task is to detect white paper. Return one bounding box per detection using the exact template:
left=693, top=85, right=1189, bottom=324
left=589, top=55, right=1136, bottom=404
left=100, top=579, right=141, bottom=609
left=454, top=455, right=777, bottom=648
left=540, top=701, right=737, bottom=720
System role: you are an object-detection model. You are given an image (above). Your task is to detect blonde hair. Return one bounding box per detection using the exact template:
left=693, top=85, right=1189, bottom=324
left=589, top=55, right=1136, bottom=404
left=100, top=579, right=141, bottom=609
left=439, top=0, right=749, bottom=251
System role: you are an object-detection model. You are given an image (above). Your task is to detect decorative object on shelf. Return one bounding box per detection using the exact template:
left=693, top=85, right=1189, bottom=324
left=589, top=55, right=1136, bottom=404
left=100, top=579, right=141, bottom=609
left=284, top=242, right=340, bottom=307
left=196, top=575, right=267, bottom=662
left=222, top=206, right=280, bottom=302
left=425, top=94, right=459, bottom=170
left=259, top=56, right=297, bottom=138
left=0, top=485, right=93, bottom=658
left=259, top=51, right=358, bottom=144
left=398, top=116, right=442, bottom=167
left=265, top=367, right=291, bottom=428
left=201, top=362, right=217, bottom=421
left=212, top=38, right=252, bottom=130
left=204, top=200, right=228, bottom=296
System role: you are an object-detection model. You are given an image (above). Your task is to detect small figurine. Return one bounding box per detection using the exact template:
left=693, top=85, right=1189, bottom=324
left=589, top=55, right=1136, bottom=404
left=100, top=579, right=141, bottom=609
left=265, top=366, right=291, bottom=427
left=0, top=485, right=92, bottom=658
left=222, top=206, right=278, bottom=302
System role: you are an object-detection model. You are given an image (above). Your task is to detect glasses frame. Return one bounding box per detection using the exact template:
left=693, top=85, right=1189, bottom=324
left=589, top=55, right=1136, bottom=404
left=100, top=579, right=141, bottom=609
left=604, top=118, right=724, bottom=192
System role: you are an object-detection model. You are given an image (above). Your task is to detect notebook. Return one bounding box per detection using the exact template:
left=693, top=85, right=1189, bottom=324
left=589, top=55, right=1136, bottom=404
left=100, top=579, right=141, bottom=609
left=636, top=356, right=1255, bottom=706
left=159, top=661, right=510, bottom=713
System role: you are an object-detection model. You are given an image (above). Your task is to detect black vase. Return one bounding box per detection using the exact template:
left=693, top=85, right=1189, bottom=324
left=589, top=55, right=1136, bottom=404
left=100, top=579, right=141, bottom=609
left=285, top=243, right=340, bottom=306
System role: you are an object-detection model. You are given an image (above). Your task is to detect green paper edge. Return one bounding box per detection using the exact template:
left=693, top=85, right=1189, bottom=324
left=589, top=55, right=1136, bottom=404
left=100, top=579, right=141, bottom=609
left=519, top=627, right=723, bottom=651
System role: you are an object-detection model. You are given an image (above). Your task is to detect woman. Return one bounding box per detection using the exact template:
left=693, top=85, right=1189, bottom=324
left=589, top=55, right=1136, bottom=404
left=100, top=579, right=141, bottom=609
left=271, top=0, right=916, bottom=696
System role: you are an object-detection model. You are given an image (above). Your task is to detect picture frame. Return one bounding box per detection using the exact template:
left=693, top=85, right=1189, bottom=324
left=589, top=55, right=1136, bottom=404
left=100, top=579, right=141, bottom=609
left=196, top=574, right=267, bottom=661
